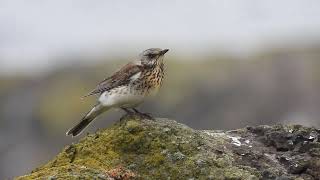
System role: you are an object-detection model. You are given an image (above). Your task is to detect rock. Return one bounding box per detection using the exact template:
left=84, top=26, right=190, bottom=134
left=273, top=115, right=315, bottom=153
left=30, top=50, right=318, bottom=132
left=17, top=115, right=320, bottom=179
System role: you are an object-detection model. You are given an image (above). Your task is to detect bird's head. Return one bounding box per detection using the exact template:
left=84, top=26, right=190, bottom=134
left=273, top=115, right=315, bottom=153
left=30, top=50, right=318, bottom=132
left=139, top=48, right=169, bottom=67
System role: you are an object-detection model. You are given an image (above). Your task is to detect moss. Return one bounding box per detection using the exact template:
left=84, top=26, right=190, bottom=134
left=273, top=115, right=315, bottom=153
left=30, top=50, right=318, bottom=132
left=144, top=152, right=165, bottom=166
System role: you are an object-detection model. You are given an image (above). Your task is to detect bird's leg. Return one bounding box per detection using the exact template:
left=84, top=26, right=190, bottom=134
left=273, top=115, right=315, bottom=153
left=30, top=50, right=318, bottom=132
left=121, top=107, right=134, bottom=114
left=132, top=108, right=142, bottom=114
left=132, top=108, right=154, bottom=120
left=120, top=107, right=135, bottom=122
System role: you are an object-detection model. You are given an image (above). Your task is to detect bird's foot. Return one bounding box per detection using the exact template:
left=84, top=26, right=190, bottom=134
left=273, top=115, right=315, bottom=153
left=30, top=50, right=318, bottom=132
left=120, top=108, right=136, bottom=121
left=121, top=107, right=134, bottom=114
left=132, top=108, right=155, bottom=120
left=139, top=113, right=154, bottom=120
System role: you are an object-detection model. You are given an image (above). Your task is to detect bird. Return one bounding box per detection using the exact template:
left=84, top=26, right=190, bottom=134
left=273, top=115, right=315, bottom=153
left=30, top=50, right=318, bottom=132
left=66, top=48, right=169, bottom=137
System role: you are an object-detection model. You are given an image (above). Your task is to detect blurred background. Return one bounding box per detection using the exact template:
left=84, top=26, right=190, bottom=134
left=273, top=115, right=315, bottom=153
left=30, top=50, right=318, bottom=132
left=1, top=0, right=320, bottom=179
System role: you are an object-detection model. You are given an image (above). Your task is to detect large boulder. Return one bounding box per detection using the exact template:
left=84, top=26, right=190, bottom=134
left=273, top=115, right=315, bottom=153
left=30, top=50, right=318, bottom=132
left=17, top=115, right=320, bottom=179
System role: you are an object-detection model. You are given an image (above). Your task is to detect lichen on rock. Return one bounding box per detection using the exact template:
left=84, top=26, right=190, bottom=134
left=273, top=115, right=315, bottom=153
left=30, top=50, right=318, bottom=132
left=17, top=115, right=320, bottom=180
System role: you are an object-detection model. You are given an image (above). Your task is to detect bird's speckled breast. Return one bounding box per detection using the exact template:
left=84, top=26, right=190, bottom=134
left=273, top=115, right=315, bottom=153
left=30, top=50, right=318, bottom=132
left=139, top=65, right=164, bottom=96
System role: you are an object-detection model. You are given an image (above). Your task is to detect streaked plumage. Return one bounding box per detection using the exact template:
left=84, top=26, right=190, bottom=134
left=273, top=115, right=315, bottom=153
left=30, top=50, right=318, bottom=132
left=66, top=48, right=168, bottom=136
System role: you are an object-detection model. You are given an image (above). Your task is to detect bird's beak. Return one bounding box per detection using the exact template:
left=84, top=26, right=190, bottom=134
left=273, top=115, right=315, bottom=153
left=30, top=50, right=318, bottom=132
left=160, top=49, right=169, bottom=55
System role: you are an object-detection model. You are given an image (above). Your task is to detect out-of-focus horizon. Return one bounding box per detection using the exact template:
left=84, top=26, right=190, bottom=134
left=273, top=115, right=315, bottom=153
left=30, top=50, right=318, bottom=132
left=1, top=1, right=320, bottom=179
left=1, top=0, right=320, bottom=75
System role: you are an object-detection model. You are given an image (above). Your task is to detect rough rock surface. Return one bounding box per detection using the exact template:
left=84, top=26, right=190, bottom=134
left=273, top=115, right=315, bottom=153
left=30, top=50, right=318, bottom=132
left=17, top=115, right=320, bottom=180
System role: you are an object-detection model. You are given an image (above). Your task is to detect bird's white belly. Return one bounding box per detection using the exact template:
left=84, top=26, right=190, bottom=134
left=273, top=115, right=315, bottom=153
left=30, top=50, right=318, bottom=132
left=98, top=86, right=145, bottom=108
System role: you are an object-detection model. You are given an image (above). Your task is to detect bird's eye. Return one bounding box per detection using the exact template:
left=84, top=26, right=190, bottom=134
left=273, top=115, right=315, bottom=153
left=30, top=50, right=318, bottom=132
left=147, top=54, right=157, bottom=58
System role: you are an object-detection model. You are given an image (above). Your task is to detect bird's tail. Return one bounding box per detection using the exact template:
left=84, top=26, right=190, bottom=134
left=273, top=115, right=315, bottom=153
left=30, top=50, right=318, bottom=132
left=66, top=103, right=109, bottom=137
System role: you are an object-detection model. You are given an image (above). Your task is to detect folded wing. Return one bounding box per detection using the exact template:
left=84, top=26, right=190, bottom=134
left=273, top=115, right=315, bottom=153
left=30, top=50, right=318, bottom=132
left=82, top=62, right=142, bottom=98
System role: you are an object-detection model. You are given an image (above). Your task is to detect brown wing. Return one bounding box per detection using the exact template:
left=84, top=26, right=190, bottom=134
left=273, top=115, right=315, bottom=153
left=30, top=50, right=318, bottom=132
left=82, top=62, right=142, bottom=98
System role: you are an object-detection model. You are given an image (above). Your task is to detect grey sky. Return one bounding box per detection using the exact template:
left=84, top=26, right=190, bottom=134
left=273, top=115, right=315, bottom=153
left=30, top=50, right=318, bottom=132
left=1, top=0, right=320, bottom=74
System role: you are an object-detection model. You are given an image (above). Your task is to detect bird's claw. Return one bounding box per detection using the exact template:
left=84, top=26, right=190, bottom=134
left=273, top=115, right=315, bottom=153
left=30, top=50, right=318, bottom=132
left=138, top=112, right=154, bottom=120
left=132, top=108, right=154, bottom=120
